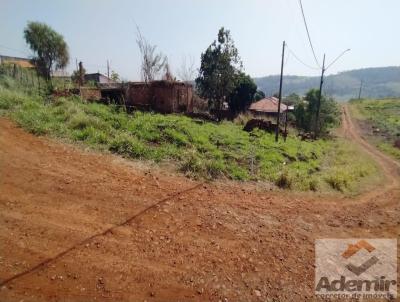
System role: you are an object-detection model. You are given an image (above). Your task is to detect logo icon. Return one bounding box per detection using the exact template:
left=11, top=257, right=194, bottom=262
left=342, top=240, right=378, bottom=276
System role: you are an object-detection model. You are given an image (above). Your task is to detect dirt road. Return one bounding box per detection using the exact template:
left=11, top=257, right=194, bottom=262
left=0, top=107, right=399, bottom=301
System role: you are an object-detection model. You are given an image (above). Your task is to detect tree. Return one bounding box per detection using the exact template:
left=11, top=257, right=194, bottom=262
left=294, top=101, right=308, bottom=130
left=24, top=21, right=69, bottom=81
left=71, top=61, right=85, bottom=86
left=162, top=60, right=174, bottom=81
left=110, top=70, right=120, bottom=82
left=294, top=89, right=340, bottom=135
left=254, top=90, right=265, bottom=101
left=177, top=55, right=196, bottom=83
left=228, top=72, right=257, bottom=114
left=284, top=93, right=301, bottom=106
left=136, top=26, right=167, bottom=82
left=196, top=27, right=242, bottom=120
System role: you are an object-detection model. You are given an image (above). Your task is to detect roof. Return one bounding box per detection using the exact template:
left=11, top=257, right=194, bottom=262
left=248, top=97, right=288, bottom=113
left=85, top=73, right=115, bottom=84
left=0, top=55, right=34, bottom=68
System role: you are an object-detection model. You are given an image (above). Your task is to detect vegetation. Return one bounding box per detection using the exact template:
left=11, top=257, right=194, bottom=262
left=196, top=27, right=242, bottom=119
left=350, top=98, right=400, bottom=160
left=254, top=66, right=400, bottom=101
left=0, top=73, right=378, bottom=192
left=294, top=89, right=341, bottom=135
left=228, top=72, right=257, bottom=114
left=71, top=62, right=86, bottom=85
left=110, top=70, right=120, bottom=82
left=321, top=138, right=379, bottom=193
left=253, top=90, right=265, bottom=101
left=136, top=26, right=167, bottom=82
left=24, top=21, right=69, bottom=80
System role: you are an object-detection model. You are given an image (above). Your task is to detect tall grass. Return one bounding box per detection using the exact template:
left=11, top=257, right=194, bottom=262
left=0, top=75, right=378, bottom=192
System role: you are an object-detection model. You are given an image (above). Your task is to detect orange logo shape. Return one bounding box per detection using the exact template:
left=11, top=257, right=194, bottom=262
left=342, top=240, right=375, bottom=259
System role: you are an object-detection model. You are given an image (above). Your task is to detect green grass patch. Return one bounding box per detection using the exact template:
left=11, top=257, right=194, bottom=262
left=377, top=142, right=400, bottom=161
left=350, top=98, right=400, bottom=161
left=0, top=75, right=378, bottom=192
left=319, top=139, right=378, bottom=192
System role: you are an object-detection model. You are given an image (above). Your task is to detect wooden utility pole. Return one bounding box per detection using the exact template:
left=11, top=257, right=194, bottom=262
left=78, top=61, right=84, bottom=87
left=284, top=107, right=288, bottom=142
left=275, top=40, right=286, bottom=142
left=315, top=54, right=325, bottom=138
left=358, top=80, right=363, bottom=99
left=12, top=64, right=17, bottom=78
left=107, top=60, right=110, bottom=78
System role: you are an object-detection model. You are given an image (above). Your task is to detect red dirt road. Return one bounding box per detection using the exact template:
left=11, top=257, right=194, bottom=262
left=0, top=107, right=399, bottom=301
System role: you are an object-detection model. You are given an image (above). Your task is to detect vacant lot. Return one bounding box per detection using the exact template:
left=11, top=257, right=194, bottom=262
left=0, top=75, right=377, bottom=192
left=0, top=105, right=399, bottom=302
left=350, top=98, right=400, bottom=160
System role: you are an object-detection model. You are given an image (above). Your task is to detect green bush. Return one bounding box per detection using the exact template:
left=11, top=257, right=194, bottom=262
left=109, top=134, right=149, bottom=159
left=275, top=169, right=292, bottom=189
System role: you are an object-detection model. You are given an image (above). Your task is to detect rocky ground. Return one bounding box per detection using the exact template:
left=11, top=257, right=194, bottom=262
left=0, top=106, right=399, bottom=301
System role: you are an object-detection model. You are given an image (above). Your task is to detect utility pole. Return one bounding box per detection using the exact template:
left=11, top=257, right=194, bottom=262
left=358, top=80, right=363, bottom=99
left=78, top=61, right=84, bottom=88
left=107, top=60, right=110, bottom=78
left=284, top=106, right=288, bottom=142
left=275, top=40, right=285, bottom=142
left=315, top=53, right=325, bottom=139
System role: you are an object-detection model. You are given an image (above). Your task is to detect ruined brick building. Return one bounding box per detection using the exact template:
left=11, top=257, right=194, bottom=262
left=100, top=80, right=193, bottom=114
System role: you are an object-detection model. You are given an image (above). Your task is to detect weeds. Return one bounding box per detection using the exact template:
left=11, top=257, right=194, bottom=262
left=0, top=75, right=377, bottom=192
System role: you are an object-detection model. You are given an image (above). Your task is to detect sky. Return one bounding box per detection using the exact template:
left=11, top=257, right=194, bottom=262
left=1, top=0, right=399, bottom=81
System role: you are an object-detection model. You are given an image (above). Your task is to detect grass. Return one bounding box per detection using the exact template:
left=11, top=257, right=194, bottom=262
left=350, top=98, right=400, bottom=161
left=0, top=74, right=378, bottom=192
left=320, top=138, right=380, bottom=193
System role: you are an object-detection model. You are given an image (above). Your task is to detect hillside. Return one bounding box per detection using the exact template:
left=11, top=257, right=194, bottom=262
left=254, top=66, right=400, bottom=101
left=349, top=98, right=400, bottom=161
left=0, top=73, right=378, bottom=192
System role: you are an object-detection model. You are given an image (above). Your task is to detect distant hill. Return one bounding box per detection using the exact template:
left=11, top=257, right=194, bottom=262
left=254, top=66, right=400, bottom=101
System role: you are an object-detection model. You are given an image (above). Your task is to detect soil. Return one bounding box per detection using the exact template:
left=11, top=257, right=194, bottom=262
left=0, top=105, right=399, bottom=301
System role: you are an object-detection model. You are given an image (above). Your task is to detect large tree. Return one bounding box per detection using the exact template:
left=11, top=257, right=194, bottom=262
left=24, top=21, right=69, bottom=80
left=228, top=72, right=257, bottom=114
left=196, top=27, right=242, bottom=120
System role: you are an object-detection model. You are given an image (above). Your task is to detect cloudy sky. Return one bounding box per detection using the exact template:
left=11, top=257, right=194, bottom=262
left=1, top=0, right=399, bottom=80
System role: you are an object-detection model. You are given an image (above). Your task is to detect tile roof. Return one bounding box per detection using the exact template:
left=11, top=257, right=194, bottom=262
left=249, top=97, right=288, bottom=113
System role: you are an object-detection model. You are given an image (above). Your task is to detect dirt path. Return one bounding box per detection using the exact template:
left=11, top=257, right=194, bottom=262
left=342, top=104, right=400, bottom=192
left=0, top=109, right=398, bottom=302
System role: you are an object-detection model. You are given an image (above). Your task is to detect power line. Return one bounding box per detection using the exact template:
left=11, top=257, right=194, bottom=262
left=325, top=48, right=351, bottom=71
left=283, top=48, right=290, bottom=67
left=298, top=0, right=320, bottom=68
left=286, top=44, right=320, bottom=71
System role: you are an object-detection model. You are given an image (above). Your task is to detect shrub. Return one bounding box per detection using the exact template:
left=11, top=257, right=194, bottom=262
left=325, top=169, right=351, bottom=192
left=275, top=169, right=292, bottom=189
left=109, top=134, right=148, bottom=159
